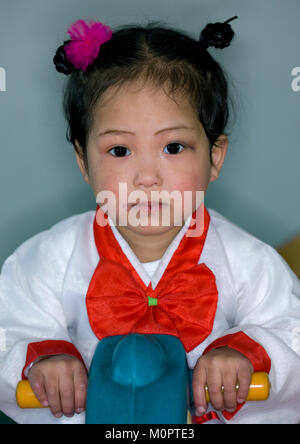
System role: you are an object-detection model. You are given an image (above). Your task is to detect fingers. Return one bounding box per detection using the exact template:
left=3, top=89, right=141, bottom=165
left=206, top=368, right=225, bottom=411
left=28, top=355, right=88, bottom=419
left=59, top=374, right=76, bottom=418
left=192, top=365, right=207, bottom=416
left=236, top=367, right=252, bottom=404
left=222, top=371, right=238, bottom=412
left=73, top=365, right=88, bottom=414
left=45, top=375, right=63, bottom=418
left=29, top=372, right=49, bottom=407
left=192, top=347, right=253, bottom=415
left=194, top=369, right=238, bottom=413
left=49, top=365, right=88, bottom=417
left=205, top=371, right=252, bottom=412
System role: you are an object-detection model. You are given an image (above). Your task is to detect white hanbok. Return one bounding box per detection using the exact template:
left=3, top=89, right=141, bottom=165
left=0, top=207, right=299, bottom=424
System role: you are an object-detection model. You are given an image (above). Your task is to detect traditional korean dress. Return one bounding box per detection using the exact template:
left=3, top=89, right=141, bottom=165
left=0, top=206, right=299, bottom=424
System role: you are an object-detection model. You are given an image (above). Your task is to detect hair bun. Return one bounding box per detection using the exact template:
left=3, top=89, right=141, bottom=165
left=53, top=41, right=75, bottom=75
left=199, top=16, right=237, bottom=50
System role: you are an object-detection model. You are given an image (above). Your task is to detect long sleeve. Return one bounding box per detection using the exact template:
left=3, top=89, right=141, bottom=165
left=206, top=241, right=300, bottom=423
left=0, top=226, right=85, bottom=424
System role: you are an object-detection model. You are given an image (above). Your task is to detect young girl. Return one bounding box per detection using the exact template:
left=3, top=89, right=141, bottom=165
left=0, top=16, right=299, bottom=425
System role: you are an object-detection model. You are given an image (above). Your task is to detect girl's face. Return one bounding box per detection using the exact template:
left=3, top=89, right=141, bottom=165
left=75, top=81, right=227, bottom=247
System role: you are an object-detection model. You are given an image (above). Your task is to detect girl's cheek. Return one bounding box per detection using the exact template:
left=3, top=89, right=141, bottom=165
left=172, top=175, right=204, bottom=193
left=97, top=180, right=119, bottom=197
left=89, top=158, right=121, bottom=191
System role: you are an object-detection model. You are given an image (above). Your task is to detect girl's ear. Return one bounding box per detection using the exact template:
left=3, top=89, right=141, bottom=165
left=74, top=140, right=90, bottom=184
left=209, top=135, right=228, bottom=183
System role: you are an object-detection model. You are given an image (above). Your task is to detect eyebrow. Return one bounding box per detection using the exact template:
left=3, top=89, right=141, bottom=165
left=97, top=125, right=195, bottom=137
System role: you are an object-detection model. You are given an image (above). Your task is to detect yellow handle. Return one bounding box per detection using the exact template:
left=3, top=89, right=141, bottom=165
left=16, top=372, right=270, bottom=409
left=16, top=380, right=45, bottom=408
left=205, top=372, right=270, bottom=402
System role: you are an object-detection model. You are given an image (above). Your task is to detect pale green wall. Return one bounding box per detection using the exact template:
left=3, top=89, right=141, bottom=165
left=0, top=0, right=299, bottom=267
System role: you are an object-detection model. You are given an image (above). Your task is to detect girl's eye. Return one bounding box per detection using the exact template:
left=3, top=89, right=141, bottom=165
left=163, top=142, right=185, bottom=155
left=108, top=142, right=186, bottom=157
left=108, top=146, right=130, bottom=157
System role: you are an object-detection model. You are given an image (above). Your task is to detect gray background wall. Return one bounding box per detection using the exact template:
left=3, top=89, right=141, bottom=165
left=0, top=0, right=299, bottom=268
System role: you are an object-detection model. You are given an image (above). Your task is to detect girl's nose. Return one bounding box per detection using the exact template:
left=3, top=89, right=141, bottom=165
left=133, top=159, right=163, bottom=189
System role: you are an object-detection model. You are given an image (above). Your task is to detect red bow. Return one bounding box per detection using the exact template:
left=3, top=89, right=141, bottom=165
left=86, top=205, right=219, bottom=352
left=86, top=258, right=218, bottom=353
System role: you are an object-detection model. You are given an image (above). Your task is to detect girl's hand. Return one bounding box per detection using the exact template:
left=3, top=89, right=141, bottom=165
left=192, top=346, right=253, bottom=415
left=28, top=354, right=88, bottom=418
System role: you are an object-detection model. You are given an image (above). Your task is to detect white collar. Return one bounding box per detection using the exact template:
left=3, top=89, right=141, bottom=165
left=108, top=214, right=192, bottom=290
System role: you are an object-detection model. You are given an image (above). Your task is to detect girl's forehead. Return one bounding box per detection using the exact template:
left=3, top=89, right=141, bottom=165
left=96, top=80, right=196, bottom=119
left=91, top=86, right=204, bottom=142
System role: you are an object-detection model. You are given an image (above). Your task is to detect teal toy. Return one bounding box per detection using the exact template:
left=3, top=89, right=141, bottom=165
left=86, top=334, right=190, bottom=424
left=16, top=333, right=192, bottom=423
left=15, top=333, right=270, bottom=423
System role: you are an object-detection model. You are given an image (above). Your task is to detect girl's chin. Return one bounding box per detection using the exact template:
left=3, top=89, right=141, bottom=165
left=122, top=224, right=182, bottom=235
left=115, top=213, right=184, bottom=237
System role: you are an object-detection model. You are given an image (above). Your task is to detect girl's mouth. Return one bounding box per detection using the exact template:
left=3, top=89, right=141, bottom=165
left=135, top=201, right=163, bottom=213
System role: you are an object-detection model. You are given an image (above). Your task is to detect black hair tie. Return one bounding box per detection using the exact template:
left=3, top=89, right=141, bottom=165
left=53, top=40, right=76, bottom=75
left=199, top=16, right=238, bottom=50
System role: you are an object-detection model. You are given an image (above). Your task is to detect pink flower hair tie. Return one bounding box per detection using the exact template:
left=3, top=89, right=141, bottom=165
left=64, top=19, right=113, bottom=72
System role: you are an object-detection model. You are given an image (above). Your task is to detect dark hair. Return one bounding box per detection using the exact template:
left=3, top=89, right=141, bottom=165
left=54, top=18, right=237, bottom=170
